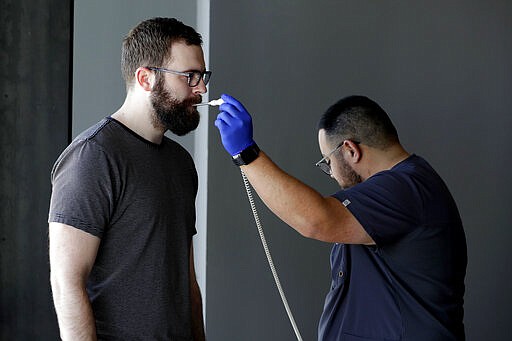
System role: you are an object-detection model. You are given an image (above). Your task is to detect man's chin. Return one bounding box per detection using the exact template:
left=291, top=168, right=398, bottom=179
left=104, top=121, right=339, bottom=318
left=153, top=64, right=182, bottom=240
left=169, top=126, right=198, bottom=136
left=168, top=116, right=200, bottom=136
left=338, top=179, right=358, bottom=189
left=339, top=183, right=350, bottom=190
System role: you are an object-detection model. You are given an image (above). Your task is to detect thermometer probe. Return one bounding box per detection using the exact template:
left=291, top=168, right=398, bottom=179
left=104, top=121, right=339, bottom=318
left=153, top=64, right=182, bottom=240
left=193, top=98, right=224, bottom=107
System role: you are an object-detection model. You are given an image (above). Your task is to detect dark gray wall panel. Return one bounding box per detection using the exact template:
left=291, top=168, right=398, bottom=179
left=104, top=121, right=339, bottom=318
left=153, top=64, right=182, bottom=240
left=0, top=0, right=71, bottom=339
left=208, top=1, right=512, bottom=340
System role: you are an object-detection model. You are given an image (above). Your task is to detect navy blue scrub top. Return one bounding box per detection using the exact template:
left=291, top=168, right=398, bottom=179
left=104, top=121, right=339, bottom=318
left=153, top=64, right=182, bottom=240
left=318, top=155, right=467, bottom=341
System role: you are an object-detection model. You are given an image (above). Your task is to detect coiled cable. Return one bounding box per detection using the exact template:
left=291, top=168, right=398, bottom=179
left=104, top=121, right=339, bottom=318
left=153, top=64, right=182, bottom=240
left=240, top=169, right=303, bottom=341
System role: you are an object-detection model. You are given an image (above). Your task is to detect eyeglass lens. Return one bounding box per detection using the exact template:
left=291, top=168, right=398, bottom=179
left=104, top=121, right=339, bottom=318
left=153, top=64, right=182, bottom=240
left=318, top=161, right=331, bottom=175
left=190, top=71, right=211, bottom=87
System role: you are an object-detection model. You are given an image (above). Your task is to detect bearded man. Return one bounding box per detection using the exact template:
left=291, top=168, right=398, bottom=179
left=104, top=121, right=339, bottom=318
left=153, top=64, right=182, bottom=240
left=48, top=18, right=208, bottom=341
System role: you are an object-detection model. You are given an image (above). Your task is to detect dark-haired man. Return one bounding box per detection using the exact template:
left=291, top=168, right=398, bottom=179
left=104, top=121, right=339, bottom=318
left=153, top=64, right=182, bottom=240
left=49, top=18, right=207, bottom=340
left=215, top=94, right=467, bottom=340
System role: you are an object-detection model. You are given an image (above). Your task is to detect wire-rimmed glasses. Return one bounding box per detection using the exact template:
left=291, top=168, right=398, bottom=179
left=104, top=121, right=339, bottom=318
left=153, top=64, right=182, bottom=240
left=315, top=143, right=343, bottom=175
left=315, top=140, right=360, bottom=175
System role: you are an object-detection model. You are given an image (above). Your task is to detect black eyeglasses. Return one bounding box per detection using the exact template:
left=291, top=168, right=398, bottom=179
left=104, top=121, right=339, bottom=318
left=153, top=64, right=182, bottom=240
left=315, top=140, right=360, bottom=176
left=146, top=67, right=212, bottom=87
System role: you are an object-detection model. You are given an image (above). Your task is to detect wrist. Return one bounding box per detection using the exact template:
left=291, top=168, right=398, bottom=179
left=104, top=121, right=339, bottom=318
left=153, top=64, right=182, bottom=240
left=232, top=143, right=260, bottom=166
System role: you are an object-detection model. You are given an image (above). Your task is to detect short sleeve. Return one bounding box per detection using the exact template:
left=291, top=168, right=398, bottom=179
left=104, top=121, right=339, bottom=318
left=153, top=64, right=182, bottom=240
left=48, top=139, right=115, bottom=238
left=333, top=172, right=422, bottom=245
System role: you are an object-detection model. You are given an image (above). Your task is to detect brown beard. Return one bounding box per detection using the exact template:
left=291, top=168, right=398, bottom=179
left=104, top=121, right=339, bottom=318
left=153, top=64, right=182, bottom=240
left=150, top=76, right=201, bottom=136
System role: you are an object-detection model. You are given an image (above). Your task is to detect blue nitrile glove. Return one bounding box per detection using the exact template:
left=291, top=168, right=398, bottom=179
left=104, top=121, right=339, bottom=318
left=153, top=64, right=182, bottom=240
left=214, top=94, right=255, bottom=156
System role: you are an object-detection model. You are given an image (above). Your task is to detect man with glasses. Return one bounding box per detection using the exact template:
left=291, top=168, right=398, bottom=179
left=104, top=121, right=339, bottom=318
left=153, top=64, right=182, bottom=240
left=215, top=94, right=467, bottom=340
left=49, top=18, right=207, bottom=340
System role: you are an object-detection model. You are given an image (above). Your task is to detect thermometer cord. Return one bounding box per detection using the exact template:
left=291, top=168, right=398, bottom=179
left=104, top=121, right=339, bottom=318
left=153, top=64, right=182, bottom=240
left=240, top=169, right=303, bottom=341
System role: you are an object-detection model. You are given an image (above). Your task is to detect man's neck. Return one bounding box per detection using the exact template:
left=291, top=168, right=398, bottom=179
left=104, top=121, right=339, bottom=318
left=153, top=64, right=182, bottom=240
left=112, top=96, right=165, bottom=144
left=361, top=145, right=410, bottom=180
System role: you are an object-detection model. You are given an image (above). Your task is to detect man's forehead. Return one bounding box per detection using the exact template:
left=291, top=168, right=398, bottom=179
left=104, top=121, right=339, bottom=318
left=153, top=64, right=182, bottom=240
left=318, top=129, right=331, bottom=153
left=318, top=129, right=329, bottom=143
left=165, top=41, right=205, bottom=69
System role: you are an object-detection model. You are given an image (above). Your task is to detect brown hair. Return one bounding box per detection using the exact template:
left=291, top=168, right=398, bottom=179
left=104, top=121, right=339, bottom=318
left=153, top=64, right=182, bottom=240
left=121, top=17, right=202, bottom=88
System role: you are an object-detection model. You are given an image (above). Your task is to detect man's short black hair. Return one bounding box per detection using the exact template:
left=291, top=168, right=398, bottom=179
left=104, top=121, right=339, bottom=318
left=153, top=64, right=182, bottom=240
left=318, top=95, right=399, bottom=149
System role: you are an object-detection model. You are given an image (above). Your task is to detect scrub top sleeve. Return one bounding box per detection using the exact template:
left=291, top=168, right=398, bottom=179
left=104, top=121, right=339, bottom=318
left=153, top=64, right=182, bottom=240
left=332, top=172, right=421, bottom=245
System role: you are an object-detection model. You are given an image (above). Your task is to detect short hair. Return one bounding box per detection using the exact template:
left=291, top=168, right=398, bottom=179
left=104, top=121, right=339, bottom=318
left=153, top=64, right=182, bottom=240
left=318, top=95, right=399, bottom=149
left=121, top=17, right=203, bottom=88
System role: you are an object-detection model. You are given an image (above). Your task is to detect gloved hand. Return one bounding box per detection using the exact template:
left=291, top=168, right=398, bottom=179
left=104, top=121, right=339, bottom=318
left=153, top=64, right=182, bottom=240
left=214, top=94, right=255, bottom=156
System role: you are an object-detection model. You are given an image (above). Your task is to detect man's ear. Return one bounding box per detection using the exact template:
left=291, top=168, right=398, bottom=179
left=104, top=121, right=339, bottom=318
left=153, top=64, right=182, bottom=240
left=344, top=140, right=362, bottom=163
left=135, top=67, right=154, bottom=91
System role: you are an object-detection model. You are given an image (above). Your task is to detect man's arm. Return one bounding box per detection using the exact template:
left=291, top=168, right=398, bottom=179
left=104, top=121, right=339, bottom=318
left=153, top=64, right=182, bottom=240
left=189, top=244, right=205, bottom=340
left=240, top=151, right=374, bottom=244
left=49, top=222, right=100, bottom=341
left=215, top=94, right=374, bottom=244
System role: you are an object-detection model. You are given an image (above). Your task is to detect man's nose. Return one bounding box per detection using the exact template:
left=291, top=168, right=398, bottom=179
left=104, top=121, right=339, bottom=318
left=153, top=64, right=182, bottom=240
left=192, top=78, right=207, bottom=94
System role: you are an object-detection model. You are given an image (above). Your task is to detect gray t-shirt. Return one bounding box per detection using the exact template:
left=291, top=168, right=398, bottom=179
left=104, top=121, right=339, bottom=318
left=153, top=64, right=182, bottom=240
left=49, top=117, right=197, bottom=340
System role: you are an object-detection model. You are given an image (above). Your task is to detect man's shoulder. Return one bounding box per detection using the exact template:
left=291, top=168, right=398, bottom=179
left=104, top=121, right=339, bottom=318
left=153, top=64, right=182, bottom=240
left=64, top=117, right=130, bottom=158
left=366, top=154, right=437, bottom=187
left=53, top=118, right=115, bottom=168
left=73, top=117, right=117, bottom=145
left=391, top=154, right=436, bottom=177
